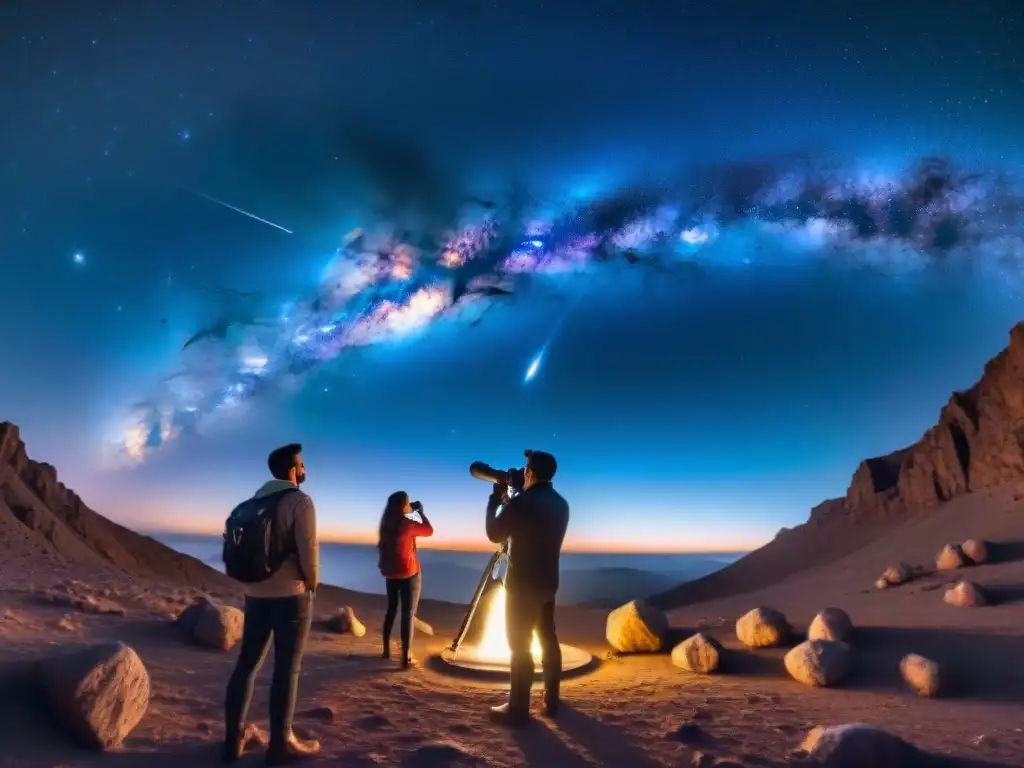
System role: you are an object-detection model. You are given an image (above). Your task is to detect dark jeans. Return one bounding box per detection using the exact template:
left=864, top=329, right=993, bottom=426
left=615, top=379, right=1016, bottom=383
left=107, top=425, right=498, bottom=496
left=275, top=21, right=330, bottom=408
left=506, top=588, right=560, bottom=713
left=382, top=573, right=422, bottom=658
left=224, top=592, right=313, bottom=748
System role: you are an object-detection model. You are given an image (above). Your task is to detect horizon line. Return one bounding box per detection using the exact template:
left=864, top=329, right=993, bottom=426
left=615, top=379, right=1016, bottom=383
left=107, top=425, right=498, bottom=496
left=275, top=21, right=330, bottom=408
left=140, top=526, right=754, bottom=556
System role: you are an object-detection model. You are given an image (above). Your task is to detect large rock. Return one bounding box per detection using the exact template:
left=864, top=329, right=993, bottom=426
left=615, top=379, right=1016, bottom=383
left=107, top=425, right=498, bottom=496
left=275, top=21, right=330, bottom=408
left=961, top=538, right=989, bottom=565
left=605, top=600, right=668, bottom=653
left=177, top=597, right=244, bottom=650
left=735, top=606, right=790, bottom=648
left=936, top=543, right=966, bottom=571
left=670, top=632, right=721, bottom=674
left=324, top=606, right=366, bottom=638
left=36, top=641, right=150, bottom=750
left=943, top=580, right=987, bottom=608
left=798, top=724, right=924, bottom=767
left=784, top=640, right=851, bottom=687
left=807, top=608, right=853, bottom=643
left=413, top=616, right=434, bottom=636
left=900, top=654, right=941, bottom=697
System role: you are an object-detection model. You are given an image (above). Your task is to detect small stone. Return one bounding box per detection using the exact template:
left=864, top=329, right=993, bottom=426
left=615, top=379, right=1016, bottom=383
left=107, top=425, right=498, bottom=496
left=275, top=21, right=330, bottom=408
left=784, top=640, right=851, bottom=687
left=962, top=539, right=989, bottom=565
left=943, top=580, right=987, bottom=608
left=874, top=578, right=890, bottom=590
left=413, top=616, right=434, bottom=636
left=735, top=606, right=790, bottom=648
left=605, top=600, right=669, bottom=653
left=324, top=606, right=367, bottom=637
left=881, top=563, right=913, bottom=586
left=807, top=608, right=853, bottom=643
left=900, top=654, right=941, bottom=697
left=671, top=632, right=722, bottom=674
left=799, top=724, right=923, bottom=766
left=669, top=722, right=705, bottom=743
left=690, top=750, right=715, bottom=768
left=300, top=706, right=336, bottom=724
left=936, top=544, right=966, bottom=571
left=193, top=603, right=244, bottom=650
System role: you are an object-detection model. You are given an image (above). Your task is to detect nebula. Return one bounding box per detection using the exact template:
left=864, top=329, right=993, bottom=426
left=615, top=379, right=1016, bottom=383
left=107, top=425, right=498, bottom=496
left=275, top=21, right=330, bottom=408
left=107, top=155, right=1024, bottom=466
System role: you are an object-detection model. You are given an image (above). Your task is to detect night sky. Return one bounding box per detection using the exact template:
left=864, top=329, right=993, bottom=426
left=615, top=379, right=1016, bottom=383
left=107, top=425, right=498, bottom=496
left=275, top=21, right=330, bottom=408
left=2, top=1, right=1023, bottom=552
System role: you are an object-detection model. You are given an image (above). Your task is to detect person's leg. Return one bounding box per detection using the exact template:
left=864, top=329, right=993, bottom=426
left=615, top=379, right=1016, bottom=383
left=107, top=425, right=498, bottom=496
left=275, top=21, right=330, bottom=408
left=266, top=593, right=316, bottom=758
left=399, top=574, right=421, bottom=665
left=499, top=587, right=539, bottom=720
left=223, top=598, right=273, bottom=759
left=537, top=599, right=561, bottom=715
left=382, top=579, right=400, bottom=658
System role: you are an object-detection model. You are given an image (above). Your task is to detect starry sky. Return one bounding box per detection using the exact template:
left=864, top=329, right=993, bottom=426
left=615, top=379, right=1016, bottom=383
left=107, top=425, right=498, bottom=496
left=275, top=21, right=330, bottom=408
left=2, top=0, right=1023, bottom=553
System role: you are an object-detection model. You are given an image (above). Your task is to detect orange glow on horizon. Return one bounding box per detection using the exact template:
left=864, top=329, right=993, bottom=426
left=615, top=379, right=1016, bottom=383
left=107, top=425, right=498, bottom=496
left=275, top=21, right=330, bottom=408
left=141, top=519, right=755, bottom=555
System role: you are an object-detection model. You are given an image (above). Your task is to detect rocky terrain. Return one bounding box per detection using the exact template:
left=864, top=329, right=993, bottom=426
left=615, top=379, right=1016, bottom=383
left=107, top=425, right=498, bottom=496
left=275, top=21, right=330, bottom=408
left=3, top=323, right=1024, bottom=766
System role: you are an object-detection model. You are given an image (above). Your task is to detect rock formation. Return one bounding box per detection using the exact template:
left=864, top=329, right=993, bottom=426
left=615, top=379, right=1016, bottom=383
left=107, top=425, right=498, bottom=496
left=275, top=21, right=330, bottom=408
left=784, top=640, right=851, bottom=688
left=652, top=322, right=1024, bottom=609
left=0, top=422, right=231, bottom=590
left=900, top=653, right=942, bottom=697
left=807, top=607, right=853, bottom=643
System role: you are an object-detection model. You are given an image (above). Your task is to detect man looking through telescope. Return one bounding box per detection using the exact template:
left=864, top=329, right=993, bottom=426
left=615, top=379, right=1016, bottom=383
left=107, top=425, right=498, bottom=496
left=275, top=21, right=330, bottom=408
left=482, top=450, right=569, bottom=726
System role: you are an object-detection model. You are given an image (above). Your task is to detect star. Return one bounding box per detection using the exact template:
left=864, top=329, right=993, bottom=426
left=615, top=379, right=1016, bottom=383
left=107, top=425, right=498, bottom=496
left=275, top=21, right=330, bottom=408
left=178, top=129, right=191, bottom=141
left=73, top=252, right=85, bottom=265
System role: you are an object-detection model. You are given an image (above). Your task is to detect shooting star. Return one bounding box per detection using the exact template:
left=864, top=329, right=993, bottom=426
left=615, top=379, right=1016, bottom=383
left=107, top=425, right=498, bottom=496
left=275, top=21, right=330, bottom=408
left=193, top=191, right=293, bottom=234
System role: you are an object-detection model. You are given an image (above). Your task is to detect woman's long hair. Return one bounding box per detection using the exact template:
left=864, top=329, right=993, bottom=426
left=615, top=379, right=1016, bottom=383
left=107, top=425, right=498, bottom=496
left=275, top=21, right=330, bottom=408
left=377, top=491, right=409, bottom=549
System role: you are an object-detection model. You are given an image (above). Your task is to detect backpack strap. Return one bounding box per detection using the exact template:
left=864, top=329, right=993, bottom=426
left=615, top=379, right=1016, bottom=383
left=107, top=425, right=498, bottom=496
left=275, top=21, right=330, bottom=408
left=266, top=487, right=303, bottom=560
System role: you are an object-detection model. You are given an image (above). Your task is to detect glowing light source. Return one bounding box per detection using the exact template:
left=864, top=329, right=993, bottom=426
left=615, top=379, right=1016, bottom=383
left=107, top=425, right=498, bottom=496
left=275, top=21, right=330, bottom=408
left=681, top=227, right=710, bottom=245
left=473, top=584, right=543, bottom=664
left=73, top=252, right=85, bottom=264
left=524, top=348, right=545, bottom=383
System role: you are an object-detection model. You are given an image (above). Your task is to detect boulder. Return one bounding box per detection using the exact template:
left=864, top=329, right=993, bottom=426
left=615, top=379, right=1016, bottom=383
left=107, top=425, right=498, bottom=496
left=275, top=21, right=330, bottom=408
left=900, top=654, right=941, bottom=697
left=961, top=538, right=989, bottom=565
left=936, top=544, right=966, bottom=571
left=605, top=600, right=668, bottom=653
left=36, top=641, right=150, bottom=750
left=735, top=606, right=790, bottom=648
left=880, top=563, right=913, bottom=586
left=670, top=632, right=721, bottom=674
left=784, top=640, right=851, bottom=687
left=807, top=608, right=853, bottom=643
left=324, top=606, right=366, bottom=638
left=798, top=724, right=924, bottom=766
left=943, top=580, right=987, bottom=608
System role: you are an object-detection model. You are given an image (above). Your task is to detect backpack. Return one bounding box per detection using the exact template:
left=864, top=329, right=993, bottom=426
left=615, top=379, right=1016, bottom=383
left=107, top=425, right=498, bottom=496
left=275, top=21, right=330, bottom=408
left=222, top=488, right=300, bottom=583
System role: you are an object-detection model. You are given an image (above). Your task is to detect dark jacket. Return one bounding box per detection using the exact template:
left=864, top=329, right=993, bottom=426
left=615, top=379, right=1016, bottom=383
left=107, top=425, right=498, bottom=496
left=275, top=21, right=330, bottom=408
left=485, top=482, right=569, bottom=599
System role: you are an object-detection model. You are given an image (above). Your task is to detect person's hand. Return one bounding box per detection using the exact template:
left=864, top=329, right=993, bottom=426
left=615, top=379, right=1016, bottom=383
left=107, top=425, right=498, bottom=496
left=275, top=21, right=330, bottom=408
left=491, top=483, right=509, bottom=506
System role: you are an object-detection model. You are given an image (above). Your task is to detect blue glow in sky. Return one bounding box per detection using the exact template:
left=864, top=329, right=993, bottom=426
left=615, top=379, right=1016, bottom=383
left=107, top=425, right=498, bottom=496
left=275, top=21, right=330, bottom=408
left=1, top=1, right=1022, bottom=552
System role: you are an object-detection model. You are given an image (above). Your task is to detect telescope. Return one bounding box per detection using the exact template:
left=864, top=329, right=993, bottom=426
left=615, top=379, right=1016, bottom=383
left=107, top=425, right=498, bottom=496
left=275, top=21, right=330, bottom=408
left=469, top=449, right=534, bottom=494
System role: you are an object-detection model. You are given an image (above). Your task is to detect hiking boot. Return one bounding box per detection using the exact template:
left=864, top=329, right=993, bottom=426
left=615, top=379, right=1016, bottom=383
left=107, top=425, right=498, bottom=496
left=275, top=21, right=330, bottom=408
left=265, top=731, right=321, bottom=766
left=489, top=701, right=530, bottom=727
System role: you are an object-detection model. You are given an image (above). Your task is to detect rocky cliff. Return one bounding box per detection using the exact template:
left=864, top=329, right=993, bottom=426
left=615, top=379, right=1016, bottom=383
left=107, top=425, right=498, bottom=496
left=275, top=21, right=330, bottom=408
left=0, top=421, right=231, bottom=590
left=652, top=321, right=1024, bottom=609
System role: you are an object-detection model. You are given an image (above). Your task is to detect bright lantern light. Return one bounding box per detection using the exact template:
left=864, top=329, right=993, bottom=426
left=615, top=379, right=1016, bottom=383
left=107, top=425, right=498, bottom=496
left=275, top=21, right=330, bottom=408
left=471, top=584, right=543, bottom=664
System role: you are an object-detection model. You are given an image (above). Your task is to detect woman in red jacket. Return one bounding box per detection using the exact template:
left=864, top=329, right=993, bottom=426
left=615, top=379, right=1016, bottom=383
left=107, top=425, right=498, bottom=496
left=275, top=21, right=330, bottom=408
left=377, top=491, right=434, bottom=668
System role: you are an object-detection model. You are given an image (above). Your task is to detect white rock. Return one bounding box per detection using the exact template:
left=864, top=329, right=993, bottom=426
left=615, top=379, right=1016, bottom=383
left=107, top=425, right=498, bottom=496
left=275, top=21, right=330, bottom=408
left=605, top=600, right=668, bottom=653
left=936, top=544, right=966, bottom=571
left=37, top=641, right=150, bottom=750
left=784, top=640, right=851, bottom=688
left=325, top=606, right=366, bottom=637
left=807, top=608, right=853, bottom=643
left=670, top=632, right=721, bottom=674
left=943, top=580, right=987, bottom=608
left=735, top=606, right=790, bottom=648
left=900, top=653, right=941, bottom=697
left=961, top=538, right=989, bottom=565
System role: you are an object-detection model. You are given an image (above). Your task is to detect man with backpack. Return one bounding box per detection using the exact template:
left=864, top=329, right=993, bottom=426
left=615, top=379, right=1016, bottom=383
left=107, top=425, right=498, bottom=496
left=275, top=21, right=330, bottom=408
left=222, top=443, right=321, bottom=765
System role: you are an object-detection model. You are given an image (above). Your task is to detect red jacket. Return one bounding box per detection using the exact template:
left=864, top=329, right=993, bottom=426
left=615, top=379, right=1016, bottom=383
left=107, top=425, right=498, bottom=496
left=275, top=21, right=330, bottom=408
left=378, top=517, right=434, bottom=579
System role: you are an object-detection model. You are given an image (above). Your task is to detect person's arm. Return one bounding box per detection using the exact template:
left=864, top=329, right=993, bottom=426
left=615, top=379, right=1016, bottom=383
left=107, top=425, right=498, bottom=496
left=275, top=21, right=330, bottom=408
left=407, top=508, right=434, bottom=537
left=293, top=496, right=319, bottom=592
left=485, top=489, right=520, bottom=544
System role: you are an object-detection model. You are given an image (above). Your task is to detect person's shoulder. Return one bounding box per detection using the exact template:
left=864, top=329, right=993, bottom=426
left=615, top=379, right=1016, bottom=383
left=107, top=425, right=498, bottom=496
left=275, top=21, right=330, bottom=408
left=281, top=488, right=315, bottom=513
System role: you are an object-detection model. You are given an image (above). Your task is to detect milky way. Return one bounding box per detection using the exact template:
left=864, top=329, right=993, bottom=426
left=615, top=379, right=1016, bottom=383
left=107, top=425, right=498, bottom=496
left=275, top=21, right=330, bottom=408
left=110, top=155, right=1024, bottom=465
